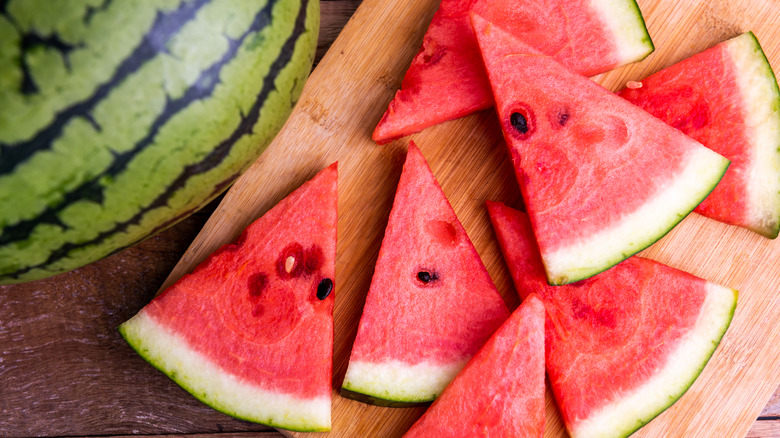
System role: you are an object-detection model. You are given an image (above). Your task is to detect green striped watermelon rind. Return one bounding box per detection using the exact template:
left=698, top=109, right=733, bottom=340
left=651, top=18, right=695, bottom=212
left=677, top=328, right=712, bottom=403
left=570, top=284, right=737, bottom=438
left=726, top=31, right=780, bottom=238
left=119, top=311, right=331, bottom=432
left=0, top=0, right=319, bottom=284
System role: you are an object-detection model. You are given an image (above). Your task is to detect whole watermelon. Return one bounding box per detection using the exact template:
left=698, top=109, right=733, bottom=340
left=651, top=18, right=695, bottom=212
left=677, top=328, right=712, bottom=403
left=0, top=0, right=320, bottom=283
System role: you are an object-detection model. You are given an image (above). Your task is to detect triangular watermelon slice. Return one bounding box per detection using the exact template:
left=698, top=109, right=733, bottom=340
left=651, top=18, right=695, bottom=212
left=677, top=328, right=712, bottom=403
left=471, top=13, right=731, bottom=285
left=487, top=201, right=737, bottom=438
left=341, top=142, right=510, bottom=406
left=372, top=0, right=654, bottom=144
left=619, top=32, right=780, bottom=239
left=402, top=294, right=545, bottom=438
left=119, top=163, right=338, bottom=432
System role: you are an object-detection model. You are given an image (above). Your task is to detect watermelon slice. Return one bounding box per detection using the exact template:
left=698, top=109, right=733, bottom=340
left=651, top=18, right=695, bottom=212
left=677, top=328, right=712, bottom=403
left=372, top=0, right=654, bottom=144
left=619, top=32, right=780, bottom=239
left=119, top=163, right=338, bottom=432
left=472, top=13, right=730, bottom=285
left=403, top=294, right=545, bottom=438
left=487, top=201, right=737, bottom=438
left=341, top=142, right=510, bottom=406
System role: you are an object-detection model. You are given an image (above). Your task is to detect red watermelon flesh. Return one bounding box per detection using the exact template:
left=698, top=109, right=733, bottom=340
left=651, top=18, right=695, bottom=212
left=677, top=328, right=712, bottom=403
left=472, top=13, right=730, bottom=285
left=119, top=163, right=338, bottom=432
left=619, top=32, right=780, bottom=239
left=487, top=201, right=737, bottom=438
left=403, top=294, right=545, bottom=438
left=341, top=142, right=510, bottom=406
left=372, top=0, right=654, bottom=144
left=372, top=0, right=492, bottom=145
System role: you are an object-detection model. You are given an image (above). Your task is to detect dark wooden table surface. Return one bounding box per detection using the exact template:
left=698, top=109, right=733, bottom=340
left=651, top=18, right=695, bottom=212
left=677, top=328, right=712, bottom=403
left=1, top=1, right=778, bottom=437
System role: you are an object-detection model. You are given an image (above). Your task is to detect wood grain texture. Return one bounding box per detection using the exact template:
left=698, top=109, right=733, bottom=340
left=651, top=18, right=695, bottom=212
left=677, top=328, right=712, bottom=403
left=762, top=390, right=780, bottom=417
left=159, top=0, right=780, bottom=437
left=0, top=1, right=778, bottom=438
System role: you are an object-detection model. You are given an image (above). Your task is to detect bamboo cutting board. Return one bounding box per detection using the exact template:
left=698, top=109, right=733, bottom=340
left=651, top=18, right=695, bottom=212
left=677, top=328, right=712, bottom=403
left=161, top=0, right=780, bottom=436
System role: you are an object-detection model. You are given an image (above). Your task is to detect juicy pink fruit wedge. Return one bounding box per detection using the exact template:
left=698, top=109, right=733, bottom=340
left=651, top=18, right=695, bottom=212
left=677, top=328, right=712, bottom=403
left=472, top=12, right=729, bottom=285
left=341, top=142, right=509, bottom=406
left=403, top=294, right=545, bottom=438
left=487, top=201, right=737, bottom=438
left=372, top=0, right=653, bottom=144
left=119, top=163, right=338, bottom=432
left=619, top=31, right=780, bottom=239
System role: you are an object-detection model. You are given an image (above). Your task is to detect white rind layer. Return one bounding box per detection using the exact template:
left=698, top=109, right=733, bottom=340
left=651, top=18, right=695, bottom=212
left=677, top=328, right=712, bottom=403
left=342, top=359, right=468, bottom=404
left=119, top=311, right=331, bottom=432
left=726, top=32, right=780, bottom=237
left=590, top=0, right=654, bottom=64
left=570, top=283, right=738, bottom=438
left=542, top=145, right=729, bottom=284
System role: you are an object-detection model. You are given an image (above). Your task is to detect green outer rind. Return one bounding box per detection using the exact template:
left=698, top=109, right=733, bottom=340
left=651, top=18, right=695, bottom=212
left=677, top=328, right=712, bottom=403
left=119, top=310, right=331, bottom=432
left=543, top=147, right=730, bottom=285
left=570, top=285, right=738, bottom=438
left=729, top=31, right=780, bottom=238
left=0, top=0, right=320, bottom=284
left=592, top=0, right=654, bottom=65
left=339, top=388, right=432, bottom=408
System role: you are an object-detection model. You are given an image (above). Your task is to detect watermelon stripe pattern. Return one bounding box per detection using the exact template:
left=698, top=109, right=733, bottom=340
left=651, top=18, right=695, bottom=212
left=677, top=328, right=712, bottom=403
left=0, top=0, right=319, bottom=283
left=0, top=0, right=210, bottom=174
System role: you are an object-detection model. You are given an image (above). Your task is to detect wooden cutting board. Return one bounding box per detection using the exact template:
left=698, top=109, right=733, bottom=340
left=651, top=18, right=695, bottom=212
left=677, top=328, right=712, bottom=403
left=161, top=0, right=780, bottom=436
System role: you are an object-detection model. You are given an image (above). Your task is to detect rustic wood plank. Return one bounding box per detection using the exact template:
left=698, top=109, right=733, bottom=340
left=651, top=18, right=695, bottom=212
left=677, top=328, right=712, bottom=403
left=103, top=435, right=284, bottom=438
left=317, top=0, right=363, bottom=64
left=761, top=389, right=780, bottom=417
left=747, top=420, right=780, bottom=438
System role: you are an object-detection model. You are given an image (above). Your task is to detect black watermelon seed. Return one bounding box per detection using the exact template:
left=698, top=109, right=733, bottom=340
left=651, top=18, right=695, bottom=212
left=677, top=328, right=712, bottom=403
left=558, top=112, right=570, bottom=126
left=316, top=278, right=333, bottom=300
left=510, top=112, right=529, bottom=134
left=417, top=271, right=438, bottom=284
